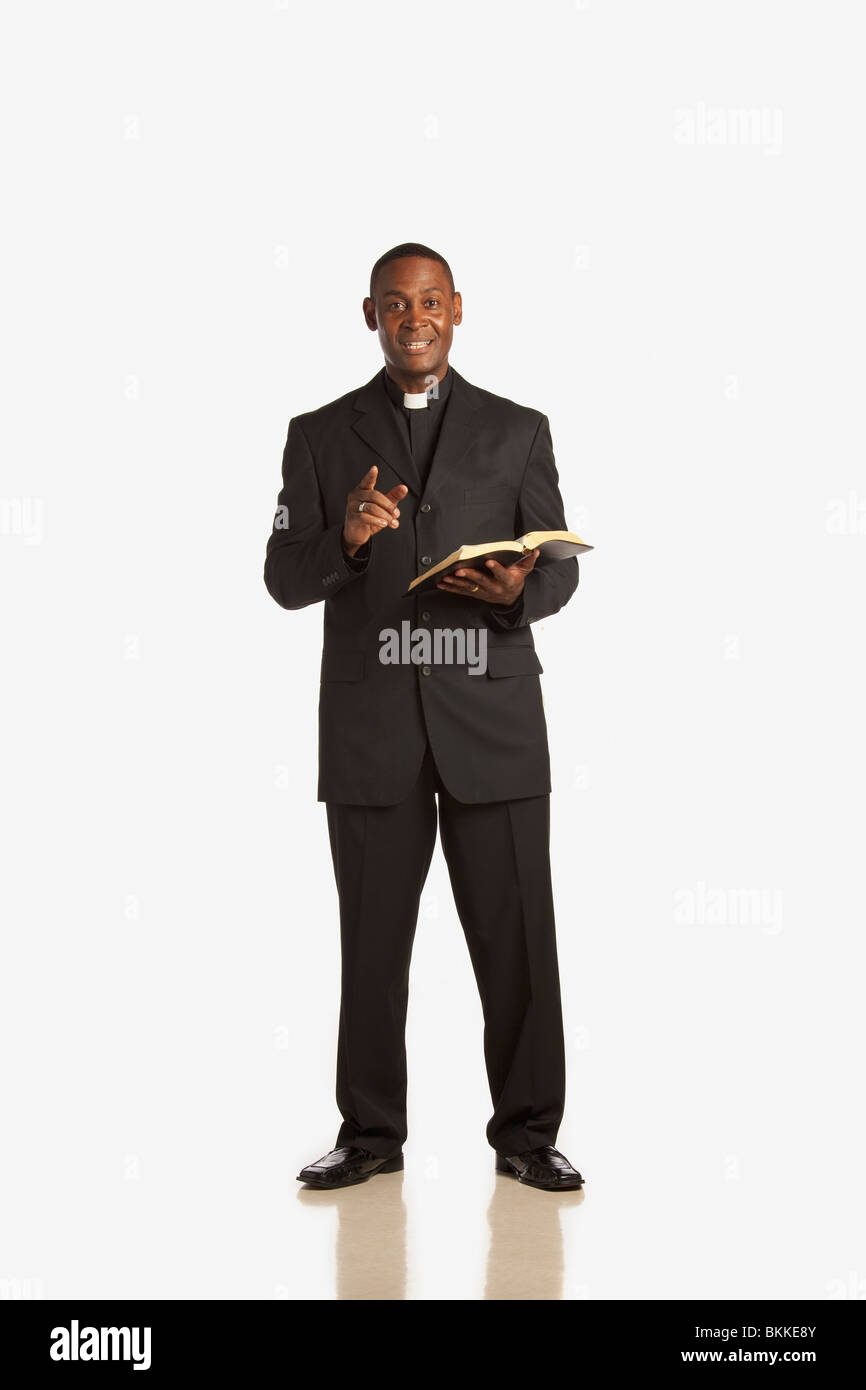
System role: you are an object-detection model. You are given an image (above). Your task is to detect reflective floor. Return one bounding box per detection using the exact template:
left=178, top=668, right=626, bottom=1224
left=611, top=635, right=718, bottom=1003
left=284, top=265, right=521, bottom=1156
left=297, top=1170, right=586, bottom=1301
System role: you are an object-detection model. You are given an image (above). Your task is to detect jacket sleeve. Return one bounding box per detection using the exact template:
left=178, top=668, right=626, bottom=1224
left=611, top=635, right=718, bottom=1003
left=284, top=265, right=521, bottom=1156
left=264, top=416, right=370, bottom=611
left=486, top=412, right=580, bottom=631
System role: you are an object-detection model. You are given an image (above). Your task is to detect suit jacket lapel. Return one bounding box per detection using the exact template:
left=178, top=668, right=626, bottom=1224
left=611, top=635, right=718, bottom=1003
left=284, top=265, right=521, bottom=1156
left=421, top=366, right=483, bottom=505
left=350, top=366, right=484, bottom=501
left=350, top=371, right=422, bottom=496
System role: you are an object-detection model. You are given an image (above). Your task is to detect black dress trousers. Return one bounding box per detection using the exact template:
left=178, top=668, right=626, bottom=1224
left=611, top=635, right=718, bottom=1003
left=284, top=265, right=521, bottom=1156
left=326, top=743, right=567, bottom=1157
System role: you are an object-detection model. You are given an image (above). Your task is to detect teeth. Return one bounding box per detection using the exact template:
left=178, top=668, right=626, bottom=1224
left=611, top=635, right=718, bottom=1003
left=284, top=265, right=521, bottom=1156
left=404, top=341, right=432, bottom=348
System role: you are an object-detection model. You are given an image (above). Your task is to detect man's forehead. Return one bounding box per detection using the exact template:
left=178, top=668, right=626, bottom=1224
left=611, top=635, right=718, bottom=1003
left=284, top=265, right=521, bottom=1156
left=376, top=259, right=448, bottom=295
left=381, top=281, right=447, bottom=296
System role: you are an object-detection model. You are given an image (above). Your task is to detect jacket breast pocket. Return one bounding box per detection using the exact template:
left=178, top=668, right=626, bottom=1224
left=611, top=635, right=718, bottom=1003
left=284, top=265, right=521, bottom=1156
left=484, top=647, right=543, bottom=678
left=463, top=485, right=515, bottom=508
left=320, top=650, right=365, bottom=683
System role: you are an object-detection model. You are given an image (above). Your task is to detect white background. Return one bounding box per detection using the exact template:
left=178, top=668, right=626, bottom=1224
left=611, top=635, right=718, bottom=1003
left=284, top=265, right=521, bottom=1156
left=1, top=0, right=864, bottom=1300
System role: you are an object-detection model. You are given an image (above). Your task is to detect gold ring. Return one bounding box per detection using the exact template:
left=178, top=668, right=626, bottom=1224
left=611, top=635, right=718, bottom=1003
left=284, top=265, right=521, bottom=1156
left=471, top=584, right=479, bottom=593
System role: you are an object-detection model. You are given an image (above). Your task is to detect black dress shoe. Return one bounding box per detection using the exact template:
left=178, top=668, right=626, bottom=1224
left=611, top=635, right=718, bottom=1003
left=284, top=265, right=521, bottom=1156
left=495, top=1145, right=584, bottom=1191
left=296, top=1145, right=404, bottom=1189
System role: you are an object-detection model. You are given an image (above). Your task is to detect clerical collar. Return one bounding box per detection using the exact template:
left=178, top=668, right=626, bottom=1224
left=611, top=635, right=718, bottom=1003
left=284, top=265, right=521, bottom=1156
left=382, top=364, right=453, bottom=411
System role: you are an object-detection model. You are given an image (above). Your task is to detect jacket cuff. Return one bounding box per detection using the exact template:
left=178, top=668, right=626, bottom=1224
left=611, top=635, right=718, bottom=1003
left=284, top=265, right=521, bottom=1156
left=486, top=591, right=526, bottom=630
left=316, top=525, right=370, bottom=597
left=341, top=535, right=371, bottom=572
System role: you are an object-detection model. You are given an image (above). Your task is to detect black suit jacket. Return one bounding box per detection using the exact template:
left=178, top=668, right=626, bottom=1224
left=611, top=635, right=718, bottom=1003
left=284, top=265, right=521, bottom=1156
left=264, top=366, right=579, bottom=805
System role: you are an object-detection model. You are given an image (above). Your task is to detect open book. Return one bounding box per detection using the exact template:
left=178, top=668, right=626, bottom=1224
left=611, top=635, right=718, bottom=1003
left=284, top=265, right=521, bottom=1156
left=405, top=529, right=593, bottom=596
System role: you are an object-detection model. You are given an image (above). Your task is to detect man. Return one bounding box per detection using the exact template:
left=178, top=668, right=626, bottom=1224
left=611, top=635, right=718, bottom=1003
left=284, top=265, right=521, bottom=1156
left=264, top=242, right=584, bottom=1192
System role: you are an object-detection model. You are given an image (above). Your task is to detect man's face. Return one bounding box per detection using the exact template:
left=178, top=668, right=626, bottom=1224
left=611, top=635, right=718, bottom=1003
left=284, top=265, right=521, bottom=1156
left=363, top=256, right=462, bottom=383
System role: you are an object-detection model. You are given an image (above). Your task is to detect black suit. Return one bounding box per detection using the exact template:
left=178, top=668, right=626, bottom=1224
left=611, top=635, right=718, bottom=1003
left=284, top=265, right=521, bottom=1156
left=264, top=366, right=579, bottom=806
left=265, top=365, right=578, bottom=1156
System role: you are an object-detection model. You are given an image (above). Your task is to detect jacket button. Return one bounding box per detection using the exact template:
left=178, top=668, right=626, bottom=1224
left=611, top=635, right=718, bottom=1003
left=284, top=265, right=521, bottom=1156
left=421, top=665, right=432, bottom=677
left=420, top=503, right=431, bottom=513
left=421, top=555, right=432, bottom=566
left=421, top=610, right=431, bottom=622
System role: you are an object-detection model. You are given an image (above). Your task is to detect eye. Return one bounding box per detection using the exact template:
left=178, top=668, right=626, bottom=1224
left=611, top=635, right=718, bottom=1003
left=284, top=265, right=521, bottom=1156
left=426, top=299, right=439, bottom=307
left=388, top=300, right=405, bottom=311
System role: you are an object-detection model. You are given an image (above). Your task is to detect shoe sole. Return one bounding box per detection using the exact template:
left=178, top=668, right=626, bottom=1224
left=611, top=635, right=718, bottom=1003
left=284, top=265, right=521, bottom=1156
left=495, top=1155, right=584, bottom=1191
left=297, top=1153, right=404, bottom=1188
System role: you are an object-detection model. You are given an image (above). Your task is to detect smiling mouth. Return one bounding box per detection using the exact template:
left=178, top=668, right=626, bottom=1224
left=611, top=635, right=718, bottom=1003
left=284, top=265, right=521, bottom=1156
left=400, top=339, right=434, bottom=353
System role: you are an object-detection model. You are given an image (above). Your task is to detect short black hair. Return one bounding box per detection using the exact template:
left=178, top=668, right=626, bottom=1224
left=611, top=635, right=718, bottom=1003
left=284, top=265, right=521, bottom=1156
left=369, top=242, right=454, bottom=300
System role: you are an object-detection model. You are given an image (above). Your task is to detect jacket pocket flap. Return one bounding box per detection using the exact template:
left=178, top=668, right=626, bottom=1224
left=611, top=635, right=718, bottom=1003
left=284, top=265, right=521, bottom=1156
left=320, top=650, right=365, bottom=682
left=485, top=646, right=543, bottom=678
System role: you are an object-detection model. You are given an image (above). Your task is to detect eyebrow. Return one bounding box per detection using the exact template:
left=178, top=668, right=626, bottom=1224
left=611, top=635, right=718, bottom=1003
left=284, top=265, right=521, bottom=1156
left=382, top=286, right=445, bottom=297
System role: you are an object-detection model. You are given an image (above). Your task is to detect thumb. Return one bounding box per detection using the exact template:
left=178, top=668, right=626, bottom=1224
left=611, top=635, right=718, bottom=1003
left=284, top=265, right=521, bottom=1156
left=358, top=465, right=378, bottom=488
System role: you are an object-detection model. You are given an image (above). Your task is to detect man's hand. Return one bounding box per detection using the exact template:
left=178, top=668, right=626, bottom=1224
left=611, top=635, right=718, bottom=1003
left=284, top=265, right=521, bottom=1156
left=342, top=465, right=408, bottom=556
left=436, top=549, right=539, bottom=605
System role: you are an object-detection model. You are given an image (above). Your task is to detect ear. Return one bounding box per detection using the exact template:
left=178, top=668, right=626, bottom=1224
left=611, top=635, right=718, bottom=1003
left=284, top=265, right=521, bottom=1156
left=362, top=296, right=378, bottom=331
left=452, top=290, right=463, bottom=326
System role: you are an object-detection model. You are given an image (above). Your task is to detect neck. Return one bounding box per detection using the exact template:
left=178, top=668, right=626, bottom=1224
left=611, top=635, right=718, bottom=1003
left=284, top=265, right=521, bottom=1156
left=385, top=359, right=449, bottom=395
